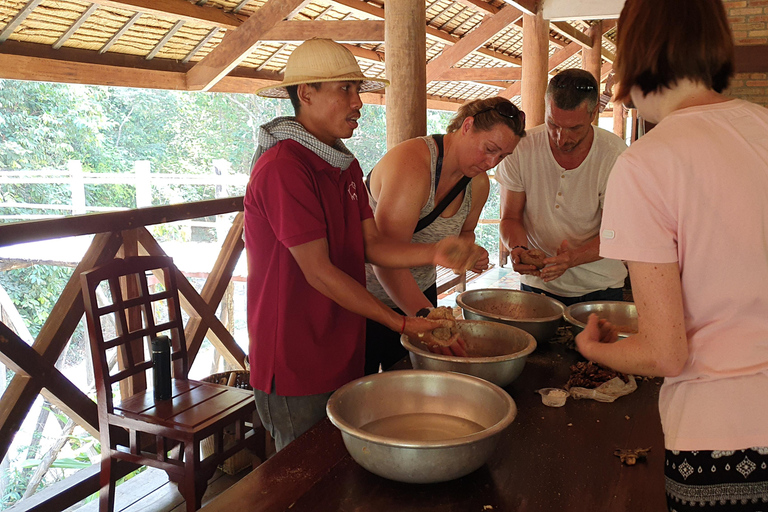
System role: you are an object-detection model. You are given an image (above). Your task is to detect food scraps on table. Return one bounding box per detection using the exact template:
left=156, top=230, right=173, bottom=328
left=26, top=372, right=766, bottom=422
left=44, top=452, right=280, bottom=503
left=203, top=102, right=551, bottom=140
left=614, top=447, right=651, bottom=465
left=565, top=361, right=630, bottom=390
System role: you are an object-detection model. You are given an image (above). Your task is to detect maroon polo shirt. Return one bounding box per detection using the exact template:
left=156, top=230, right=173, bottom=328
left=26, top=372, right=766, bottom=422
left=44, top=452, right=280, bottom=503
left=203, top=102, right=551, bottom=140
left=244, top=139, right=373, bottom=396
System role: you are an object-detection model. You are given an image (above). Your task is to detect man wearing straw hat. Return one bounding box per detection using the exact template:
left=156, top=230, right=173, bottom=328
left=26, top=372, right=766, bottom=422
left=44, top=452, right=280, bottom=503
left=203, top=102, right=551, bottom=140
left=244, top=38, right=479, bottom=451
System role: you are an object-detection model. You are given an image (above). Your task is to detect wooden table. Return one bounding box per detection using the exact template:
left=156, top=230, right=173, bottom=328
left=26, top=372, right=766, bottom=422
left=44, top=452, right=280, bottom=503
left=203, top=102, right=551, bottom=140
left=201, top=342, right=666, bottom=512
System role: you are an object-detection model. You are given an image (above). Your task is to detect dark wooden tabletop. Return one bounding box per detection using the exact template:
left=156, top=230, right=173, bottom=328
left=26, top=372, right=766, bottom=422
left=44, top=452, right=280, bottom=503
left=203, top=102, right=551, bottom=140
left=201, top=342, right=666, bottom=512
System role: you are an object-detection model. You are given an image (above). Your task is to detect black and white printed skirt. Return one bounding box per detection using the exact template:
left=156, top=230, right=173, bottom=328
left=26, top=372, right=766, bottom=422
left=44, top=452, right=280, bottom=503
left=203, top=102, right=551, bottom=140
left=666, top=448, right=768, bottom=511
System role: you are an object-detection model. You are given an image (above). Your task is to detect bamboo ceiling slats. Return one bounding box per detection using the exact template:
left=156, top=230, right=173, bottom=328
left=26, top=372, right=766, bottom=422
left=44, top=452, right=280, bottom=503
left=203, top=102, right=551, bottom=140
left=0, top=0, right=621, bottom=106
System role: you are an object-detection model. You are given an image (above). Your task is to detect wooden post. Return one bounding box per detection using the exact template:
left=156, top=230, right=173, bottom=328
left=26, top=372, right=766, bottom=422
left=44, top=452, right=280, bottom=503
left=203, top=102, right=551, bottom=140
left=134, top=160, right=151, bottom=208
left=613, top=101, right=625, bottom=140
left=582, top=21, right=603, bottom=125
left=629, top=108, right=639, bottom=143
left=503, top=10, right=548, bottom=267
left=213, top=159, right=231, bottom=243
left=385, top=0, right=426, bottom=149
left=68, top=160, right=85, bottom=215
left=521, top=11, right=549, bottom=128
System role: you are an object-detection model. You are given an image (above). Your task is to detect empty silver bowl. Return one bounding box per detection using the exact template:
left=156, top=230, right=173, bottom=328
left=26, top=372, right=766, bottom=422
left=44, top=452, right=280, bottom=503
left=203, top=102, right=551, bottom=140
left=326, top=370, right=516, bottom=484
left=564, top=301, right=638, bottom=338
left=456, top=288, right=565, bottom=343
left=401, top=320, right=536, bottom=387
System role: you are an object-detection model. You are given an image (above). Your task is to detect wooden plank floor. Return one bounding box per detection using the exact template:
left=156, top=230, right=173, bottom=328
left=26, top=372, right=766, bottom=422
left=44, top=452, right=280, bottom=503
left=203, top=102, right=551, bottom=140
left=63, top=466, right=251, bottom=512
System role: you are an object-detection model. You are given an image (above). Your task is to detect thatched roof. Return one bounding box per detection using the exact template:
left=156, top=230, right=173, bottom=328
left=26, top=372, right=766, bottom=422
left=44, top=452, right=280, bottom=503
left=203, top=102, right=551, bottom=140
left=0, top=1, right=765, bottom=110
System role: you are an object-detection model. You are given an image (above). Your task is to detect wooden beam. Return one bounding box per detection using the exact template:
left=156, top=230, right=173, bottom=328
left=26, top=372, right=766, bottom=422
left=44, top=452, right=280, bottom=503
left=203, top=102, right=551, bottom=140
left=0, top=53, right=188, bottom=90
left=8, top=460, right=139, bottom=512
left=341, top=43, right=384, bottom=63
left=454, top=0, right=499, bottom=14
left=87, top=0, right=243, bottom=30
left=334, top=0, right=522, bottom=67
left=500, top=41, right=580, bottom=99
left=503, top=0, right=539, bottom=16
left=551, top=20, right=617, bottom=62
left=135, top=230, right=246, bottom=368
left=186, top=0, right=307, bottom=91
left=582, top=21, right=602, bottom=125
left=426, top=6, right=523, bottom=82
left=435, top=67, right=522, bottom=81
left=260, top=20, right=384, bottom=42
left=386, top=0, right=426, bottom=148
left=0, top=197, right=243, bottom=248
left=550, top=21, right=592, bottom=47
left=0, top=232, right=122, bottom=461
left=521, top=11, right=549, bottom=126
left=0, top=324, right=101, bottom=438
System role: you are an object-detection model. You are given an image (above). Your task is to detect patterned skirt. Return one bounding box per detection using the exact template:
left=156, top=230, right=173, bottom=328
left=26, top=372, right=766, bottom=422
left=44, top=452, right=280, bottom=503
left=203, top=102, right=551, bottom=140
left=666, top=448, right=768, bottom=511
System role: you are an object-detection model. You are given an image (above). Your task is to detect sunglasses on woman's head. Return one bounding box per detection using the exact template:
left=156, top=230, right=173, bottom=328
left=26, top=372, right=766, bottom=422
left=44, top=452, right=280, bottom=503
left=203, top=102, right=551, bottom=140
left=475, top=103, right=526, bottom=128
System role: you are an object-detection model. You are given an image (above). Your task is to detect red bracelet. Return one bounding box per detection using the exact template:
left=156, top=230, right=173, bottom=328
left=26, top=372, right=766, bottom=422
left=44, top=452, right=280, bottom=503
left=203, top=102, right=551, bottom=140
left=400, top=316, right=407, bottom=335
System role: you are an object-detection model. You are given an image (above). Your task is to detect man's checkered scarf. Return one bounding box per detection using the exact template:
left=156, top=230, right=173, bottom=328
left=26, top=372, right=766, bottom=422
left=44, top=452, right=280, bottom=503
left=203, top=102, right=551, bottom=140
left=249, top=117, right=355, bottom=172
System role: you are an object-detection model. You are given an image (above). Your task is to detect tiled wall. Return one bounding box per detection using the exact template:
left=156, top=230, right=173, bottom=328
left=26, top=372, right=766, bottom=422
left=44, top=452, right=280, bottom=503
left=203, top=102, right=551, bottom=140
left=725, top=0, right=768, bottom=106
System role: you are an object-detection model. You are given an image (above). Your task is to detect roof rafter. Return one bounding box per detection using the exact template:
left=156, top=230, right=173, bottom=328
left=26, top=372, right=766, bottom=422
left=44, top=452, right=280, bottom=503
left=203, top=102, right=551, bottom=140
left=498, top=41, right=580, bottom=98
left=437, top=66, right=522, bottom=81
left=427, top=6, right=523, bottom=82
left=333, top=0, right=523, bottom=68
left=261, top=20, right=384, bottom=42
left=503, top=0, right=540, bottom=15
left=86, top=0, right=243, bottom=30
left=186, top=0, right=309, bottom=91
left=551, top=21, right=616, bottom=63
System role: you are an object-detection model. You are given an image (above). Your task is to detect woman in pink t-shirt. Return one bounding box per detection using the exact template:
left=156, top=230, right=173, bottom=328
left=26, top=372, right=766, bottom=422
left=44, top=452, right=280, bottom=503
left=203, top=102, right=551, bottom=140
left=575, top=0, right=768, bottom=510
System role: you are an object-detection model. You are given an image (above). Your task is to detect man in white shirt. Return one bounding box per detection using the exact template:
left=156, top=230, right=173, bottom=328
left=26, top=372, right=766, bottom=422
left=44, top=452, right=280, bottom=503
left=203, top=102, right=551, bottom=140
left=496, top=69, right=628, bottom=306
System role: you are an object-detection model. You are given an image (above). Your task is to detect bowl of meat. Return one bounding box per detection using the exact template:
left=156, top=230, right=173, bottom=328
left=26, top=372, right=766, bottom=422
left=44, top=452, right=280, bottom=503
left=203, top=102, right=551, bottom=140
left=326, top=369, right=516, bottom=483
left=456, top=288, right=565, bottom=344
left=564, top=301, right=638, bottom=339
left=401, top=319, right=536, bottom=387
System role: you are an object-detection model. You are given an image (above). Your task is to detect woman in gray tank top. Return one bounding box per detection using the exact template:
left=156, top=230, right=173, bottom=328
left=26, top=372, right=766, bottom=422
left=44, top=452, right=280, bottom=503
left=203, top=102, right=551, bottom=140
left=364, top=97, right=527, bottom=375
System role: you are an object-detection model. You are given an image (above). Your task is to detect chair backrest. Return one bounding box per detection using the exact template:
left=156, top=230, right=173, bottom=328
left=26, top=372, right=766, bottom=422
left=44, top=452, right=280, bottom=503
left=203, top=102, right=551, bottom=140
left=81, top=256, right=188, bottom=414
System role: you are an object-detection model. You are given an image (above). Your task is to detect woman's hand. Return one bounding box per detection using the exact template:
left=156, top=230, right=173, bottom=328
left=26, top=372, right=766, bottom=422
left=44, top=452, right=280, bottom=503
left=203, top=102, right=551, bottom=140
left=575, top=313, right=619, bottom=359
left=433, top=236, right=484, bottom=273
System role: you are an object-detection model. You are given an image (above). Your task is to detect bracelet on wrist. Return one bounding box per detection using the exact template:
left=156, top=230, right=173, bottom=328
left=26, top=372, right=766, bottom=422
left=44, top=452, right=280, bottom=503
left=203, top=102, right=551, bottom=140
left=400, top=316, right=407, bottom=334
left=510, top=245, right=528, bottom=251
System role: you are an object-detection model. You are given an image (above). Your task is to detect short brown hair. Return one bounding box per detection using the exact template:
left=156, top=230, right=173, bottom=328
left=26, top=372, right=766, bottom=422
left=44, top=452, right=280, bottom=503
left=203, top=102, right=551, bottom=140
left=446, top=97, right=526, bottom=138
left=546, top=69, right=599, bottom=112
left=614, top=0, right=734, bottom=102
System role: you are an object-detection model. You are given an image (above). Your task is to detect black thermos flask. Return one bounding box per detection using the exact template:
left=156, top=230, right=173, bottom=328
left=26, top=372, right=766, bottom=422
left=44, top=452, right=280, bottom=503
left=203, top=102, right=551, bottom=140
left=152, top=335, right=172, bottom=400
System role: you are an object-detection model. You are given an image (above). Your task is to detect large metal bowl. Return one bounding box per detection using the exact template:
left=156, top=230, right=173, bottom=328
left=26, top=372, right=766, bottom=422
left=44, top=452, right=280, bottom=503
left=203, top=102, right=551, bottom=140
left=326, top=370, right=516, bottom=484
left=564, top=301, right=637, bottom=339
left=401, top=320, right=536, bottom=387
left=456, top=288, right=565, bottom=344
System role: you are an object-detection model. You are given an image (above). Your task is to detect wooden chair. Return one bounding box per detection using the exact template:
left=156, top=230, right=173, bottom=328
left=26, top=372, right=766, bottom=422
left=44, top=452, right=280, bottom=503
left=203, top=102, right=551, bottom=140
left=80, top=255, right=258, bottom=512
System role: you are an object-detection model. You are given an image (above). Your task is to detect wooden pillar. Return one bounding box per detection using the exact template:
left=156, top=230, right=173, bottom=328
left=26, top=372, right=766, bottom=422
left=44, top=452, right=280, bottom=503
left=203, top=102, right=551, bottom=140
left=582, top=21, right=603, bottom=125
left=521, top=11, right=549, bottom=127
left=385, top=0, right=426, bottom=149
left=613, top=101, right=625, bottom=140
left=502, top=10, right=549, bottom=267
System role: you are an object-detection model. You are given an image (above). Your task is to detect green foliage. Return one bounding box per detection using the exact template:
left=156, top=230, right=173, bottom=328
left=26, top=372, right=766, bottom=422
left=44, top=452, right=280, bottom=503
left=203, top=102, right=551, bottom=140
left=0, top=265, right=73, bottom=338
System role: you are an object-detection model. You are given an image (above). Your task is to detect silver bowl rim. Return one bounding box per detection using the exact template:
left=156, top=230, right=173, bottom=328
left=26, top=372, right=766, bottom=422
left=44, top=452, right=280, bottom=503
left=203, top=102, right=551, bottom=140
left=400, top=319, right=537, bottom=363
left=326, top=369, right=517, bottom=449
left=563, top=300, right=637, bottom=338
left=456, top=288, right=566, bottom=324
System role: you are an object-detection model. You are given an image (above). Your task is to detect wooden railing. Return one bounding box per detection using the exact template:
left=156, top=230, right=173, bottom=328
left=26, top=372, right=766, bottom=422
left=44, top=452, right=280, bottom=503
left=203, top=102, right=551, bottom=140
left=0, top=197, right=245, bottom=512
